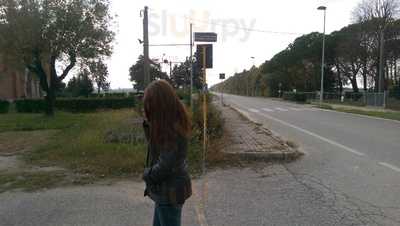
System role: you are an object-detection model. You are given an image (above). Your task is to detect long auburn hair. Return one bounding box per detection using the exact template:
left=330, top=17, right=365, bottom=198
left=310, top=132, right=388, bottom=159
left=143, top=80, right=191, bottom=147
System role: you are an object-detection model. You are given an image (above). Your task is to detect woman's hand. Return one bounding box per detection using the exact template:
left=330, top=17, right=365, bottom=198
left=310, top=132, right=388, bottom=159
left=142, top=167, right=151, bottom=182
left=142, top=120, right=150, bottom=141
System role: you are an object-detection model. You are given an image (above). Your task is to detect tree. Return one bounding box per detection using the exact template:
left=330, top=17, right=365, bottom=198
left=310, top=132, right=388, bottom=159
left=170, top=59, right=191, bottom=89
left=66, top=69, right=94, bottom=97
left=353, top=0, right=400, bottom=91
left=330, top=24, right=368, bottom=93
left=88, top=60, right=110, bottom=94
left=0, top=0, right=115, bottom=115
left=129, top=55, right=168, bottom=91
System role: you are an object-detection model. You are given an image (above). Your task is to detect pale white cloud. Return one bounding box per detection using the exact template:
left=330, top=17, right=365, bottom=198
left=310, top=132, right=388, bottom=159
left=107, top=0, right=360, bottom=89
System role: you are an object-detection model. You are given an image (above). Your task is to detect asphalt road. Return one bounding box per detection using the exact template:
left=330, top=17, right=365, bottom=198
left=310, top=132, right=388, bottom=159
left=1, top=94, right=400, bottom=226
left=220, top=93, right=400, bottom=225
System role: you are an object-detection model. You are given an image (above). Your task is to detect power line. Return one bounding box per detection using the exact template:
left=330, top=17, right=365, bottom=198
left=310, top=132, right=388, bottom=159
left=148, top=43, right=190, bottom=47
left=183, top=15, right=304, bottom=36
left=147, top=7, right=305, bottom=36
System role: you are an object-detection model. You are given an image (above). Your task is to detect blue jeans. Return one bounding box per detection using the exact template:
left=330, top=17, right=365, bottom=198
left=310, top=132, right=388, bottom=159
left=153, top=203, right=182, bottom=226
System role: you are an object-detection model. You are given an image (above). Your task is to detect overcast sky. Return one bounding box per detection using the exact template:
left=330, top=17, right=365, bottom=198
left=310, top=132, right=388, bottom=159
left=107, top=0, right=361, bottom=89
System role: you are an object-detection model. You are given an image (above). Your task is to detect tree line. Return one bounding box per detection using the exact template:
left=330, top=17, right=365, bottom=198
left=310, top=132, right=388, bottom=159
left=129, top=55, right=204, bottom=92
left=213, top=0, right=400, bottom=97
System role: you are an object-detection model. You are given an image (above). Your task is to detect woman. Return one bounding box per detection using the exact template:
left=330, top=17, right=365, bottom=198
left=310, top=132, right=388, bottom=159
left=142, top=80, right=192, bottom=226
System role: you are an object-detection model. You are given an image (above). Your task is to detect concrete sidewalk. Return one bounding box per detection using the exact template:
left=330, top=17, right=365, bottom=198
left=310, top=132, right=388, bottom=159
left=215, top=101, right=302, bottom=161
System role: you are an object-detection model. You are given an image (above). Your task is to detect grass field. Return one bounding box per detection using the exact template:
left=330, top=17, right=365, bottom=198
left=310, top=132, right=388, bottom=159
left=0, top=103, right=226, bottom=191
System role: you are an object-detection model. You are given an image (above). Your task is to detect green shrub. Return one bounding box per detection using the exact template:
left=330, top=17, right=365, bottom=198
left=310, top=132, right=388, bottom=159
left=283, top=92, right=307, bottom=103
left=191, top=94, right=224, bottom=140
left=55, top=98, right=135, bottom=113
left=345, top=92, right=363, bottom=101
left=15, top=99, right=47, bottom=113
left=104, top=93, right=126, bottom=98
left=15, top=98, right=135, bottom=113
left=389, top=86, right=400, bottom=100
left=88, top=93, right=104, bottom=98
left=176, top=89, right=191, bottom=105
left=0, top=100, right=10, bottom=113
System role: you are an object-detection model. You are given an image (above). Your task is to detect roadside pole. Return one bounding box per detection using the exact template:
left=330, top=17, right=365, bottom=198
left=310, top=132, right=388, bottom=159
left=219, top=73, right=225, bottom=106
left=143, top=6, right=150, bottom=88
left=190, top=23, right=194, bottom=109
left=202, top=46, right=207, bottom=176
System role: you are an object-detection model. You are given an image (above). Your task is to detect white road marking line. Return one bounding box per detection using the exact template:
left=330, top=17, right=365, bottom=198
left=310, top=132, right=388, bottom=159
left=275, top=107, right=289, bottom=112
left=262, top=108, right=274, bottom=112
left=379, top=162, right=400, bottom=173
left=248, top=110, right=366, bottom=157
left=249, top=108, right=260, bottom=113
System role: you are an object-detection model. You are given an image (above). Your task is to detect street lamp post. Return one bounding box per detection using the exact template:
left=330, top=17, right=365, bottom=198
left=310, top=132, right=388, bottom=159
left=248, top=56, right=255, bottom=96
left=318, top=6, right=327, bottom=106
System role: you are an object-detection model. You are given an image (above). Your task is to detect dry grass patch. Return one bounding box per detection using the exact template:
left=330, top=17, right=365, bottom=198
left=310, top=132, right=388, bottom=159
left=0, top=130, right=58, bottom=156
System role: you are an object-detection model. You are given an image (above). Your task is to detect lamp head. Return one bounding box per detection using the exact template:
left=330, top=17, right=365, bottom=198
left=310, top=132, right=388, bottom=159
left=317, top=6, right=327, bottom=10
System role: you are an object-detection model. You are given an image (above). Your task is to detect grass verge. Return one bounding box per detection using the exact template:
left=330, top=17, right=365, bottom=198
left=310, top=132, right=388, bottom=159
left=0, top=95, right=226, bottom=192
left=0, top=171, right=67, bottom=192
left=334, top=108, right=400, bottom=121
left=316, top=103, right=400, bottom=121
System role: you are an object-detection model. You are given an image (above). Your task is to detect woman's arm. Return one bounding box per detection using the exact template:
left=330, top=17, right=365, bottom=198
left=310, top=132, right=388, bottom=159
left=143, top=149, right=177, bottom=184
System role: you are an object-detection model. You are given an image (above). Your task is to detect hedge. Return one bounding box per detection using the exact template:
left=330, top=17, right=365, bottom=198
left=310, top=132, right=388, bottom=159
left=0, top=100, right=10, bottom=113
left=15, top=99, right=47, bottom=113
left=15, top=97, right=135, bottom=113
left=282, top=92, right=307, bottom=103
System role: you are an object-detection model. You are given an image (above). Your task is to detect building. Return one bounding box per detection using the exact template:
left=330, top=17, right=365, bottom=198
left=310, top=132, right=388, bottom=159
left=0, top=56, right=42, bottom=101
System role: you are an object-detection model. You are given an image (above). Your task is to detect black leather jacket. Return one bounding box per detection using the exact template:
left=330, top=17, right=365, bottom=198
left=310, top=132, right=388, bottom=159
left=142, top=121, right=192, bottom=205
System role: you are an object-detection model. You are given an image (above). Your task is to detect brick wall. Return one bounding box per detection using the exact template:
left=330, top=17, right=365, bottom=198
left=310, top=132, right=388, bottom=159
left=0, top=63, right=42, bottom=101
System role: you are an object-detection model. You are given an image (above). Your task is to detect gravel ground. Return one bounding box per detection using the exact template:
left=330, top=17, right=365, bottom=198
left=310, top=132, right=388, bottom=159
left=2, top=162, right=395, bottom=226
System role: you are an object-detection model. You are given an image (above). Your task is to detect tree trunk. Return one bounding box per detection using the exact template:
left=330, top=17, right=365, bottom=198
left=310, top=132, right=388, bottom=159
left=362, top=57, right=368, bottom=91
left=45, top=88, right=55, bottom=116
left=351, top=78, right=359, bottom=93
left=395, top=59, right=398, bottom=85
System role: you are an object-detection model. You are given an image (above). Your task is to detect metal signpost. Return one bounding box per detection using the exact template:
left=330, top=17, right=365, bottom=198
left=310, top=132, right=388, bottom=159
left=194, top=32, right=217, bottom=176
left=219, top=73, right=225, bottom=105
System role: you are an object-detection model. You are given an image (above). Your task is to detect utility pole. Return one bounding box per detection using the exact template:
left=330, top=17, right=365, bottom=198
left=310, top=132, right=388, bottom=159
left=202, top=46, right=207, bottom=176
left=317, top=6, right=327, bottom=106
left=190, top=23, right=194, bottom=108
left=378, top=30, right=385, bottom=93
left=170, top=61, right=172, bottom=77
left=143, top=6, right=150, bottom=89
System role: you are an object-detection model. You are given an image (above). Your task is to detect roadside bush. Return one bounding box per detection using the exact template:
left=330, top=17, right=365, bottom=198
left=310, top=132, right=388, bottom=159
left=0, top=100, right=10, bottom=113
left=176, top=89, right=191, bottom=105
left=389, top=86, right=400, bottom=100
left=191, top=94, right=224, bottom=140
left=283, top=92, right=307, bottom=103
left=56, top=98, right=135, bottom=112
left=387, top=98, right=400, bottom=111
left=88, top=93, right=104, bottom=98
left=15, top=99, right=47, bottom=113
left=345, top=92, right=363, bottom=101
left=104, top=93, right=126, bottom=98
left=15, top=98, right=135, bottom=113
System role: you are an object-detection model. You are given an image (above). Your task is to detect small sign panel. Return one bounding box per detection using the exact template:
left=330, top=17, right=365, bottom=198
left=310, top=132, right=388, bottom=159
left=219, top=73, right=225, bottom=80
left=194, top=32, right=218, bottom=42
left=196, top=44, right=213, bottom=69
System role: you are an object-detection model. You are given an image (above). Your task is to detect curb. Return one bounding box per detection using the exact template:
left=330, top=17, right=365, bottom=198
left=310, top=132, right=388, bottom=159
left=224, top=151, right=303, bottom=162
